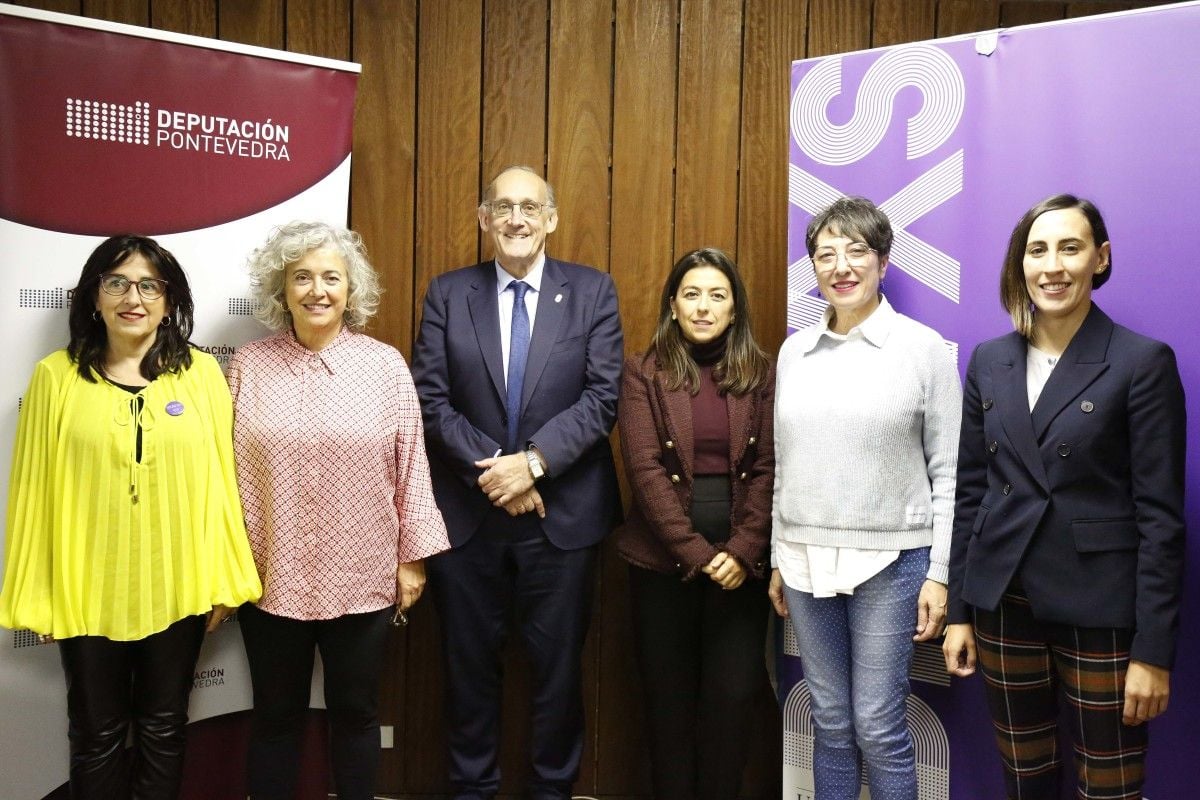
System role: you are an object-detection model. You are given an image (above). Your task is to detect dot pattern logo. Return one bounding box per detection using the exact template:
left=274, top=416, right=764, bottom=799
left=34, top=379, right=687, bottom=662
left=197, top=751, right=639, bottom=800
left=18, top=288, right=66, bottom=309
left=227, top=297, right=256, bottom=316
left=65, top=97, right=150, bottom=145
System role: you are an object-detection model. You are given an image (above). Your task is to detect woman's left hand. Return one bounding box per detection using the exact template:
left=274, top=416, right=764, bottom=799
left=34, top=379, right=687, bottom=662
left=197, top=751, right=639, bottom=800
left=396, top=559, right=427, bottom=612
left=1123, top=660, right=1170, bottom=725
left=205, top=604, right=235, bottom=632
left=703, top=552, right=746, bottom=590
left=913, top=579, right=948, bottom=642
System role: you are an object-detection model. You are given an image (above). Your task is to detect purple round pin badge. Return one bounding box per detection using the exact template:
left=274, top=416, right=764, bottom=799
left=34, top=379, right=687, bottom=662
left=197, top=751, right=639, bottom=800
left=165, top=401, right=185, bottom=416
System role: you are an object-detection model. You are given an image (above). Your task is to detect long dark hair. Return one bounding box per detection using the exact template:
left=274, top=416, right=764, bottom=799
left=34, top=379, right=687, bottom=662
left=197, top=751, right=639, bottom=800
left=1000, top=193, right=1112, bottom=338
left=67, top=235, right=195, bottom=382
left=649, top=248, right=769, bottom=396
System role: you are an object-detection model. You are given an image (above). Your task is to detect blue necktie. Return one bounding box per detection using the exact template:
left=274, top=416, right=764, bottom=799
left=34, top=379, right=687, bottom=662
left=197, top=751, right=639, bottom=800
left=506, top=280, right=530, bottom=454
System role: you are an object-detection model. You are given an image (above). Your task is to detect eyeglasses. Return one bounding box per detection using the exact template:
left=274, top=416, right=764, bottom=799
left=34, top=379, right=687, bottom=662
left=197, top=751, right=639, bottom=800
left=99, top=273, right=169, bottom=300
left=812, top=243, right=877, bottom=271
left=484, top=200, right=549, bottom=219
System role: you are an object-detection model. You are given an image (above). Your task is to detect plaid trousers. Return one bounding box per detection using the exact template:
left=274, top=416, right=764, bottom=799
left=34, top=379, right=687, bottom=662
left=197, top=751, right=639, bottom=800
left=973, top=590, right=1148, bottom=800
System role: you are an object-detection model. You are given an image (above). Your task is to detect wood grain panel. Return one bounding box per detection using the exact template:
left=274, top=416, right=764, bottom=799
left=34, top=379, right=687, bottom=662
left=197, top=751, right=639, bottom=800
left=873, top=0, right=935, bottom=47
left=806, top=0, right=870, bottom=57
left=217, top=0, right=282, bottom=49
left=285, top=0, right=349, bottom=60
left=610, top=0, right=678, bottom=359
left=151, top=0, right=214, bottom=37
left=408, top=3, right=482, bottom=790
left=1001, top=2, right=1066, bottom=26
left=604, top=0, right=679, bottom=787
left=80, top=0, right=146, bottom=26
left=12, top=0, right=82, bottom=14
left=349, top=5, right=418, bottom=789
left=739, top=0, right=806, bottom=359
left=674, top=0, right=743, bottom=257
left=936, top=0, right=1000, bottom=36
left=481, top=0, right=549, bottom=181
left=350, top=0, right=417, bottom=358
left=547, top=0, right=613, bottom=273
left=1067, top=2, right=1131, bottom=17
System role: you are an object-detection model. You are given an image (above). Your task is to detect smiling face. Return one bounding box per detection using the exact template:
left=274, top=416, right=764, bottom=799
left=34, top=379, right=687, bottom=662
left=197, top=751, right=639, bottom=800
left=812, top=227, right=887, bottom=333
left=95, top=252, right=169, bottom=347
left=1023, top=207, right=1110, bottom=327
left=478, top=168, right=558, bottom=277
left=285, top=247, right=348, bottom=344
left=670, top=265, right=734, bottom=345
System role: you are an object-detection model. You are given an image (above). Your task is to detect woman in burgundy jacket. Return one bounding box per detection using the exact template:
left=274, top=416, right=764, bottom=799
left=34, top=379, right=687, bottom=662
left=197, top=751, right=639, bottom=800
left=616, top=247, right=775, bottom=800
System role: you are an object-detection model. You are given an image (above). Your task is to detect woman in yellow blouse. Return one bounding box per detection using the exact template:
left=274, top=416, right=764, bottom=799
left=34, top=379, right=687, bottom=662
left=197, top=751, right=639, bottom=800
left=0, top=235, right=261, bottom=799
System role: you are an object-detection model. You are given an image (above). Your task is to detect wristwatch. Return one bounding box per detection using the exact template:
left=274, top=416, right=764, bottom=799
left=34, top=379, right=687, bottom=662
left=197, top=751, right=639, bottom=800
left=525, top=448, right=545, bottom=481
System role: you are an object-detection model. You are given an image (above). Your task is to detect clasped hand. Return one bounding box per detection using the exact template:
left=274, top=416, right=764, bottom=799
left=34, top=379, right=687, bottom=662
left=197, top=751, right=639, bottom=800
left=475, top=453, right=544, bottom=517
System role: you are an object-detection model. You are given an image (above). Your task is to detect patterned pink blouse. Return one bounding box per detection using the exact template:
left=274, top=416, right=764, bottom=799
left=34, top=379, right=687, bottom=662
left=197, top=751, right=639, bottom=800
left=228, top=328, right=449, bottom=620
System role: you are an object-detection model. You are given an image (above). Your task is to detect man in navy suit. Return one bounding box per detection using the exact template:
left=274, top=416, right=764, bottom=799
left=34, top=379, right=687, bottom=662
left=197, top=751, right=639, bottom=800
left=411, top=165, right=623, bottom=800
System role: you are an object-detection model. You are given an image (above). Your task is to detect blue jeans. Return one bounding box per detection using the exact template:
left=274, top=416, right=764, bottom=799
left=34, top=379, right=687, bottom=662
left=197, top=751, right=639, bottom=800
left=783, top=546, right=928, bottom=800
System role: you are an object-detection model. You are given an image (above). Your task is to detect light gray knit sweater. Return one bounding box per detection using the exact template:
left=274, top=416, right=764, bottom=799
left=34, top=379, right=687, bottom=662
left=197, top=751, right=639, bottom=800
left=771, top=297, right=962, bottom=583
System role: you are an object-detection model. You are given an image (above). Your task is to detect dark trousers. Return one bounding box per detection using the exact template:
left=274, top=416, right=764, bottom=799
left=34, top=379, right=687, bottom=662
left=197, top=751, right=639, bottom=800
left=974, top=590, right=1148, bottom=800
left=629, top=475, right=770, bottom=800
left=427, top=511, right=597, bottom=800
left=239, top=603, right=392, bottom=800
left=57, top=614, right=206, bottom=800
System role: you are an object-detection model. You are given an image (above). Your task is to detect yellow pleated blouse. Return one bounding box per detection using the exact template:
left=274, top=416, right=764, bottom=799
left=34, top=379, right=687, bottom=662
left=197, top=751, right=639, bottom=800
left=0, top=349, right=262, bottom=641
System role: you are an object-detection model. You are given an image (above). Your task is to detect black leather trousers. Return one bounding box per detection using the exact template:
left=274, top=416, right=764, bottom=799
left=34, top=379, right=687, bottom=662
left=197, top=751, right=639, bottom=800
left=57, top=615, right=206, bottom=799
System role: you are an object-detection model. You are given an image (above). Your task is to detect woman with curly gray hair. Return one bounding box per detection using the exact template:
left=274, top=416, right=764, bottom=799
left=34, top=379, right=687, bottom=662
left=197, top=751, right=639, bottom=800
left=228, top=221, right=450, bottom=800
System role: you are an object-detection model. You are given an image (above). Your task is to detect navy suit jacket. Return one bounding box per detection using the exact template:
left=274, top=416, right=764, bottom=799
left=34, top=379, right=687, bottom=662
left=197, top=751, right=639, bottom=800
left=948, top=304, right=1186, bottom=666
left=411, top=258, right=624, bottom=550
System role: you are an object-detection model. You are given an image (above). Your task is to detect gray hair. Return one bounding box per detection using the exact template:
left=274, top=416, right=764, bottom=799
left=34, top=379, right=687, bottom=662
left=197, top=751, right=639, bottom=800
left=481, top=164, right=557, bottom=208
left=246, top=221, right=381, bottom=332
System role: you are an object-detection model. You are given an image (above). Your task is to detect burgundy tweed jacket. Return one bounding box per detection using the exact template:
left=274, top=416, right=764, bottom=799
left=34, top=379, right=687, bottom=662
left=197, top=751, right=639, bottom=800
left=615, top=352, right=775, bottom=579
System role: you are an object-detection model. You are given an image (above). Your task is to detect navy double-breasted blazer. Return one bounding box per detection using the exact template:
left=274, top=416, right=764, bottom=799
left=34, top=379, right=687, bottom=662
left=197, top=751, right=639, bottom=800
left=948, top=304, right=1186, bottom=667
left=411, top=258, right=624, bottom=550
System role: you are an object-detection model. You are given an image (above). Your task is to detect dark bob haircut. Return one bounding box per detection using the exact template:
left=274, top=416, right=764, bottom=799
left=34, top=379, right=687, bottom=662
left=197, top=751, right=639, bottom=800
left=67, top=235, right=195, bottom=382
left=805, top=196, right=893, bottom=260
left=1000, top=193, right=1112, bottom=337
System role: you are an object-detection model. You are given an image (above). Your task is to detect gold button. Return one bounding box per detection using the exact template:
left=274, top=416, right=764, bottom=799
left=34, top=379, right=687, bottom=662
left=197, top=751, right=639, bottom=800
left=670, top=474, right=681, bottom=484
left=665, top=440, right=674, bottom=449
left=739, top=472, right=748, bottom=480
left=748, top=436, right=756, bottom=445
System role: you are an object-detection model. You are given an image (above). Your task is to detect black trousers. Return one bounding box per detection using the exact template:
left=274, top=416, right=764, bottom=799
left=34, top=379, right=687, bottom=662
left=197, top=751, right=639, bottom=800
left=239, top=603, right=392, bottom=800
left=57, top=614, right=206, bottom=800
left=629, top=475, right=770, bottom=800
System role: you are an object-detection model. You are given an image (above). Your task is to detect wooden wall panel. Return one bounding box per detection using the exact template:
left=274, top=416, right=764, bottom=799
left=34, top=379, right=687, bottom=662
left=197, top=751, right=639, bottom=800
left=674, top=0, right=743, bottom=256
left=874, top=0, right=935, bottom=46
left=285, top=0, right=349, bottom=60
left=80, top=0, right=146, bottom=25
left=806, top=0, right=871, bottom=57
left=217, top=0, right=282, bottom=49
left=547, top=0, right=613, bottom=272
left=739, top=0, right=806, bottom=358
left=937, top=0, right=1001, bottom=36
left=1002, top=2, right=1066, bottom=25
left=14, top=0, right=82, bottom=14
left=351, top=0, right=417, bottom=356
left=151, top=0, right=215, bottom=37
left=604, top=0, right=678, bottom=786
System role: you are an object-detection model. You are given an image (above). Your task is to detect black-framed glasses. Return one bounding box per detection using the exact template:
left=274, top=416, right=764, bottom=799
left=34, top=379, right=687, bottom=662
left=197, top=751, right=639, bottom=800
left=99, top=273, right=169, bottom=300
left=484, top=200, right=549, bottom=219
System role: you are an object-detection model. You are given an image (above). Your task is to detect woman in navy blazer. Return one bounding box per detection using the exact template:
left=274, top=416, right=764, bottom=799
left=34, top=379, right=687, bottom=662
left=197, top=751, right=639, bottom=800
left=944, top=194, right=1186, bottom=799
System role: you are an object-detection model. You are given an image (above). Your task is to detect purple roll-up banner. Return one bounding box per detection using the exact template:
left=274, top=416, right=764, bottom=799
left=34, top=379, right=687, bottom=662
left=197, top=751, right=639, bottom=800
left=783, top=3, right=1200, bottom=798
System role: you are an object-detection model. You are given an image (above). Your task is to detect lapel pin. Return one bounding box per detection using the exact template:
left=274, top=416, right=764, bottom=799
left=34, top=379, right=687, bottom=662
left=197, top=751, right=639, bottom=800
left=165, top=401, right=185, bottom=416
left=1080, top=400, right=1094, bottom=413
left=555, top=293, right=563, bottom=303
